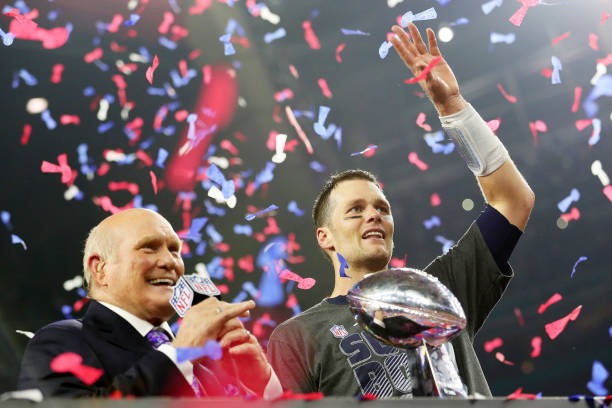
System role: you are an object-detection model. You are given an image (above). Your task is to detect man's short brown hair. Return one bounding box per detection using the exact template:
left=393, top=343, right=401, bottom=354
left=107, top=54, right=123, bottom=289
left=312, top=169, right=382, bottom=230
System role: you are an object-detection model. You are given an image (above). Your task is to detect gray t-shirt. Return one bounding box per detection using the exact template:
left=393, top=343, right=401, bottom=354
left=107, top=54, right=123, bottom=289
left=268, top=222, right=513, bottom=397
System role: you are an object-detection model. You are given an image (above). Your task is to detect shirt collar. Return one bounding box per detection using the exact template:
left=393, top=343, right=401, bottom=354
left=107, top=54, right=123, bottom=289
left=98, top=301, right=175, bottom=339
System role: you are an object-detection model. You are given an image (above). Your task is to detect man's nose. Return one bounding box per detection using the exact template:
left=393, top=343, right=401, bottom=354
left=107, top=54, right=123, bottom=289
left=158, top=248, right=179, bottom=270
left=365, top=206, right=382, bottom=222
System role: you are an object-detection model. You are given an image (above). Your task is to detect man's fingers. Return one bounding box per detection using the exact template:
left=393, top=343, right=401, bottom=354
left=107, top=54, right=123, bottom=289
left=219, top=328, right=251, bottom=348
left=407, top=22, right=427, bottom=54
left=426, top=28, right=441, bottom=57
left=217, top=317, right=245, bottom=339
left=218, top=300, right=255, bottom=321
left=391, top=25, right=415, bottom=61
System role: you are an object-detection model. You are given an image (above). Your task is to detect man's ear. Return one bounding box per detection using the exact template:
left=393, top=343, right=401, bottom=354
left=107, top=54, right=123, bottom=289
left=316, top=226, right=335, bottom=251
left=88, top=254, right=108, bottom=288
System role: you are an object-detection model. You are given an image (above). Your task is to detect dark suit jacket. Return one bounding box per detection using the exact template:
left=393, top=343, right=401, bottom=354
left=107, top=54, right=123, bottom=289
left=18, top=301, right=235, bottom=397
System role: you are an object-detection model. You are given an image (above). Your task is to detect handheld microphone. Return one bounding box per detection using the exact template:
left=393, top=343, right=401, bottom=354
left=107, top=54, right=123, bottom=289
left=170, top=274, right=221, bottom=317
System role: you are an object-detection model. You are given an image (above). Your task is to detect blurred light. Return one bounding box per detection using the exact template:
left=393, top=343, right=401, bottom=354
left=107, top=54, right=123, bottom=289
left=461, top=198, right=474, bottom=211
left=556, top=217, right=568, bottom=229
left=26, top=97, right=48, bottom=114
left=438, top=26, right=454, bottom=43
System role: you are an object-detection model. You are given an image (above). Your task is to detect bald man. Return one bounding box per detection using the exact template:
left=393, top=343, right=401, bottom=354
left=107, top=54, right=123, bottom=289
left=18, top=209, right=281, bottom=398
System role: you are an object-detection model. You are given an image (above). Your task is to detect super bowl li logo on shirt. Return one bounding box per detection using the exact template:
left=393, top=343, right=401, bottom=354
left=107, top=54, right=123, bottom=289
left=329, top=324, right=416, bottom=398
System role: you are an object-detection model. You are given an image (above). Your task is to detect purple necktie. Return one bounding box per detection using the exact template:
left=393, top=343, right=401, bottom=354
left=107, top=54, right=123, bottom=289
left=145, top=328, right=203, bottom=397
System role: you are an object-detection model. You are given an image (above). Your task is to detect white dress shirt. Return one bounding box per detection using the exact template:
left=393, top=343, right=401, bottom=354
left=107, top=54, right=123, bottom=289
left=98, top=301, right=282, bottom=399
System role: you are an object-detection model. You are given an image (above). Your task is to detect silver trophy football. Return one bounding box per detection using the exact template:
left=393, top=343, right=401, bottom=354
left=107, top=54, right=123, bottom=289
left=346, top=268, right=466, bottom=397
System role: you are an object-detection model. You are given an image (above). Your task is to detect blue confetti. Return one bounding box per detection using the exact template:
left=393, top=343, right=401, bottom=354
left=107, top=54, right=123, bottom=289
left=423, top=216, right=441, bottom=230
left=176, top=341, right=222, bottom=363
left=481, top=0, right=504, bottom=15
left=340, top=28, right=370, bottom=36
left=310, top=161, right=325, bottom=172
left=551, top=56, right=562, bottom=84
left=11, top=234, right=26, bottom=250
left=245, top=205, right=279, bottom=221
left=570, top=256, right=587, bottom=278
left=587, top=361, right=609, bottom=396
left=557, top=188, right=580, bottom=212
left=234, top=224, right=253, bottom=236
left=287, top=201, right=304, bottom=217
left=264, top=27, right=286, bottom=43
left=337, top=253, right=350, bottom=278
left=490, top=32, right=515, bottom=44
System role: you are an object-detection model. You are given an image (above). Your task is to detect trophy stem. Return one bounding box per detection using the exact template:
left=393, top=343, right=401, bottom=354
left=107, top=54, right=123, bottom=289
left=418, top=339, right=441, bottom=397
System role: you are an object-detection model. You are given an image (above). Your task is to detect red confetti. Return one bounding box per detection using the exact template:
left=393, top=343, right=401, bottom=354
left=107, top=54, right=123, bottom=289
left=285, top=293, right=298, bottom=308
left=335, top=43, right=346, bottom=63
left=530, top=336, right=542, bottom=358
left=317, top=78, right=333, bottom=99
left=51, top=63, right=63, bottom=83
left=220, top=139, right=239, bottom=155
left=560, top=207, right=580, bottom=222
left=189, top=0, right=212, bottom=15
left=602, top=11, right=611, bottom=24
left=150, top=170, right=158, bottom=194
left=497, top=83, right=517, bottom=103
left=106, top=14, right=124, bottom=33
left=238, top=255, right=254, bottom=273
left=571, top=87, right=582, bottom=112
left=540, top=68, right=553, bottom=78
left=108, top=181, right=139, bottom=195
left=263, top=217, right=280, bottom=235
left=289, top=64, right=299, bottom=78
left=545, top=305, right=582, bottom=340
left=20, top=124, right=32, bottom=146
left=416, top=112, right=432, bottom=131
left=83, top=47, right=103, bottom=63
left=552, top=31, right=571, bottom=45
left=146, top=55, right=159, bottom=85
left=302, top=21, right=321, bottom=50
left=487, top=118, right=501, bottom=133
left=136, top=150, right=153, bottom=166
left=508, top=0, right=538, bottom=27
left=279, top=269, right=316, bottom=290
left=158, top=11, right=174, bottom=34
left=538, top=293, right=562, bottom=314
left=41, top=154, right=77, bottom=186
left=588, top=33, right=599, bottom=51
left=174, top=109, right=188, bottom=122
left=389, top=255, right=407, bottom=268
left=575, top=118, right=593, bottom=131
left=8, top=12, right=69, bottom=49
left=597, top=54, right=612, bottom=66
left=285, top=106, right=313, bottom=154
left=495, top=352, right=514, bottom=366
left=430, top=193, right=441, bottom=206
left=405, top=56, right=442, bottom=84
left=484, top=337, right=503, bottom=352
left=50, top=352, right=103, bottom=386
left=273, top=88, right=294, bottom=102
left=514, top=307, right=524, bottom=326
left=60, top=115, right=80, bottom=125
left=529, top=120, right=547, bottom=145
left=276, top=390, right=324, bottom=401
left=603, top=185, right=612, bottom=203
left=408, top=152, right=428, bottom=171
left=506, top=387, right=539, bottom=400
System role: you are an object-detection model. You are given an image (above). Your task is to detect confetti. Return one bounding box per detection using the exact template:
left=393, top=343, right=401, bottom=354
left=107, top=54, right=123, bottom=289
left=508, top=0, right=538, bottom=27
left=317, top=78, right=333, bottom=99
left=557, top=188, right=580, bottom=212
left=537, top=293, right=562, bottom=314
left=506, top=388, right=540, bottom=400
left=350, top=145, right=378, bottom=157
left=484, top=337, right=503, bottom=352
left=287, top=201, right=304, bottom=216
left=588, top=33, right=599, bottom=51
left=11, top=234, right=27, bottom=250
left=279, top=269, right=316, bottom=289
left=50, top=352, right=104, bottom=385
left=545, top=305, right=582, bottom=340
left=176, top=341, right=222, bottom=362
left=400, top=7, right=437, bottom=27
left=570, top=256, right=587, bottom=278
left=495, top=352, right=514, bottom=365
left=560, top=207, right=580, bottom=223
left=481, top=0, right=504, bottom=15
left=245, top=205, right=279, bottom=221
left=571, top=86, right=582, bottom=112
left=497, top=83, right=517, bottom=103
left=146, top=54, right=159, bottom=85
left=530, top=336, right=542, bottom=358
left=408, top=152, right=428, bottom=171
left=551, top=56, right=562, bottom=84
left=149, top=170, right=158, bottom=194
left=335, top=43, right=346, bottom=63
left=286, top=106, right=314, bottom=154
left=529, top=120, right=547, bottom=145
left=490, top=32, right=515, bottom=44
left=337, top=253, right=350, bottom=278
left=587, top=361, right=609, bottom=396
left=423, top=216, right=441, bottom=230
left=302, top=21, right=321, bottom=50
left=552, top=31, right=570, bottom=45
left=405, top=57, right=442, bottom=84
left=264, top=27, right=286, bottom=44
left=415, top=112, right=432, bottom=131
left=340, top=28, right=370, bottom=36
left=430, top=193, right=441, bottom=206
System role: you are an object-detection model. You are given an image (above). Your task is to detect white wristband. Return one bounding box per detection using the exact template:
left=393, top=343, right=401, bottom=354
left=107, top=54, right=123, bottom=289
left=440, top=103, right=509, bottom=176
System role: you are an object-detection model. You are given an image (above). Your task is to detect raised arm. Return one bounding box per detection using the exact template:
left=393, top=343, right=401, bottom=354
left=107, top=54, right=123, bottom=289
left=390, top=23, right=534, bottom=230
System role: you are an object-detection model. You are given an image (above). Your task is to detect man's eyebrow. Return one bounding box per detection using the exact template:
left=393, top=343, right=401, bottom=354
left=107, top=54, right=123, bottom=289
left=344, top=198, right=365, bottom=208
left=134, top=236, right=158, bottom=247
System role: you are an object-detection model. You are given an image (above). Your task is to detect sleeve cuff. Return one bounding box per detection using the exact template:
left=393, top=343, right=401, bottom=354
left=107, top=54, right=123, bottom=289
left=262, top=367, right=283, bottom=400
left=156, top=344, right=194, bottom=385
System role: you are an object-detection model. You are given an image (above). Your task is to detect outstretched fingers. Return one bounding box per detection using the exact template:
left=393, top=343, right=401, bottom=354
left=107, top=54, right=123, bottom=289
left=390, top=25, right=415, bottom=66
left=426, top=28, right=441, bottom=57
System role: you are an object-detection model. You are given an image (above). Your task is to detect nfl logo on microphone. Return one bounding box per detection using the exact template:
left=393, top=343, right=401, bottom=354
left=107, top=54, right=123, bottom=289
left=330, top=324, right=348, bottom=338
